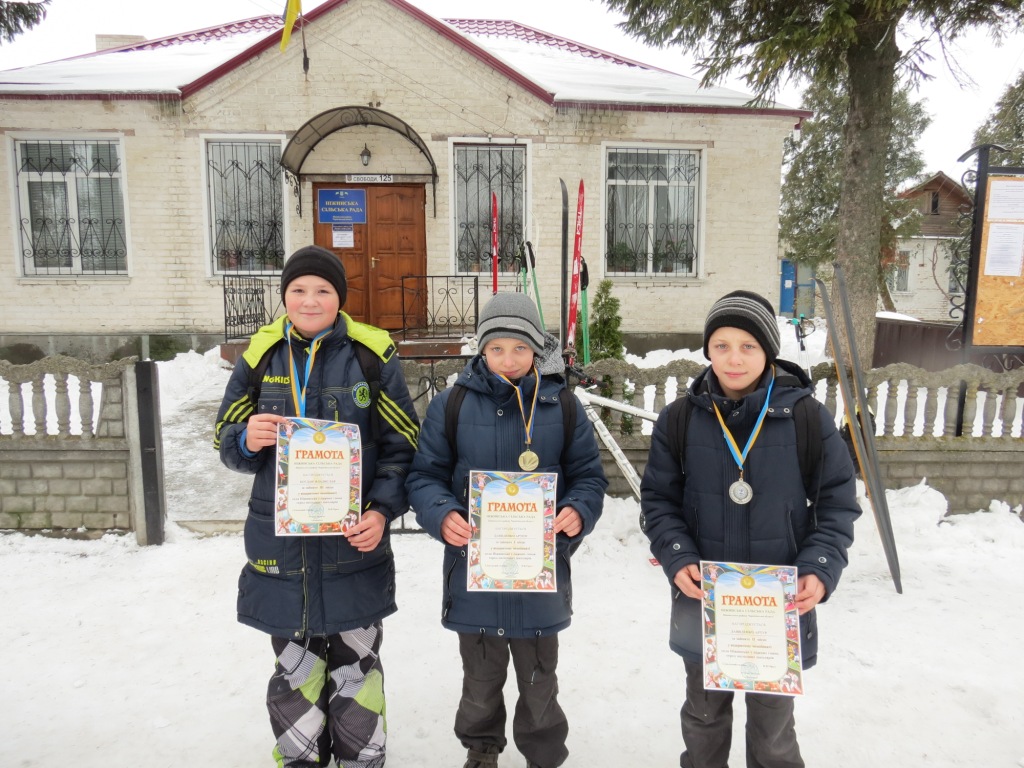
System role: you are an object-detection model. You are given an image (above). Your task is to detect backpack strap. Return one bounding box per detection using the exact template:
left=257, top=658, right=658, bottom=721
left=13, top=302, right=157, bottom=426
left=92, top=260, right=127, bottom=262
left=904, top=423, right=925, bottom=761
left=665, top=394, right=694, bottom=470
left=246, top=340, right=281, bottom=408
left=444, top=382, right=575, bottom=463
left=444, top=384, right=471, bottom=459
left=793, top=393, right=823, bottom=504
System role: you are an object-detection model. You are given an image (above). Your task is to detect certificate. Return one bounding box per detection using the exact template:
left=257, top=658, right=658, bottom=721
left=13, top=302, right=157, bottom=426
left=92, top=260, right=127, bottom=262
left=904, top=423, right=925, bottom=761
left=467, top=470, right=557, bottom=592
left=701, top=561, right=804, bottom=696
left=274, top=417, right=362, bottom=536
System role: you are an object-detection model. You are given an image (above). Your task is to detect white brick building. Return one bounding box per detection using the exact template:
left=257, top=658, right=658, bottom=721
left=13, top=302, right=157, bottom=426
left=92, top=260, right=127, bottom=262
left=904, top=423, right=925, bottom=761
left=0, top=0, right=805, bottom=359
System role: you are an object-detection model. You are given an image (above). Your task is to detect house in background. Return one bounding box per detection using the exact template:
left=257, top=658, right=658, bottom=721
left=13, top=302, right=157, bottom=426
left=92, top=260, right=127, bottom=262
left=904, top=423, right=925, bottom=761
left=0, top=0, right=806, bottom=361
left=886, top=171, right=972, bottom=324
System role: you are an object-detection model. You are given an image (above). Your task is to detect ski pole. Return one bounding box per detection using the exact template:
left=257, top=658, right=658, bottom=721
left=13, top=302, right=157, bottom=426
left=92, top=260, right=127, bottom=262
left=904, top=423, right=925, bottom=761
left=526, top=241, right=545, bottom=327
left=580, top=257, right=590, bottom=365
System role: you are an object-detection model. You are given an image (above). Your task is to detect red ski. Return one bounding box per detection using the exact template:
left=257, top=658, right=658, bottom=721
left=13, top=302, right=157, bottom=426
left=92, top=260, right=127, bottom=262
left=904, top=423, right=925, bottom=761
left=566, top=180, right=584, bottom=362
left=491, top=191, right=499, bottom=295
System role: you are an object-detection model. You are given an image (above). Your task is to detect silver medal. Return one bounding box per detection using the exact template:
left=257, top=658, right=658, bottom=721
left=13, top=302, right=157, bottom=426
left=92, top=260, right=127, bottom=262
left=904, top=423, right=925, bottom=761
left=728, top=479, right=753, bottom=505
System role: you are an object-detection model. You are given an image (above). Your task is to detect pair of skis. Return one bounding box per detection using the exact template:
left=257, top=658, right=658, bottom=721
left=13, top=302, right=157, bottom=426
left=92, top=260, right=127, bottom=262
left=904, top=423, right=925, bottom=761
left=815, top=267, right=902, bottom=594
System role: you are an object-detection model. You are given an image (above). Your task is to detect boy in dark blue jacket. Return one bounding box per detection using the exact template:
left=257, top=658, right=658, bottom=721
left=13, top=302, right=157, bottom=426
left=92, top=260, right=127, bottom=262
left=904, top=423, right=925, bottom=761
left=215, top=245, right=419, bottom=768
left=641, top=290, right=860, bottom=768
left=406, top=292, right=607, bottom=768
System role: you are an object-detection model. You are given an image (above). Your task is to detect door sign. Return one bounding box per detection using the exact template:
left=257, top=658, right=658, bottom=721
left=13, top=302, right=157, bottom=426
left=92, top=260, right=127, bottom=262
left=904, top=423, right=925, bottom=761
left=318, top=189, right=367, bottom=224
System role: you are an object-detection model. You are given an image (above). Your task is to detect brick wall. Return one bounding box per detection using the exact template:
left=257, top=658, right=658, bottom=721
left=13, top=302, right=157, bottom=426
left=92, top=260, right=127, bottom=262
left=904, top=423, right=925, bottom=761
left=0, top=358, right=161, bottom=542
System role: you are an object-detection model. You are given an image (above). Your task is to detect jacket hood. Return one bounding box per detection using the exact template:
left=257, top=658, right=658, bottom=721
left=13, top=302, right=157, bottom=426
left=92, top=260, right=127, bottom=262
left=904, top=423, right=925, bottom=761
left=688, top=357, right=812, bottom=413
left=457, top=331, right=565, bottom=400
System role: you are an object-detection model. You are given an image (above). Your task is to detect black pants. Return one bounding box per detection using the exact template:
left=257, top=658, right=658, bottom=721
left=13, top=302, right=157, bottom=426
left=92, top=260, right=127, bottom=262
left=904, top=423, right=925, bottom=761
left=680, top=660, right=804, bottom=768
left=454, top=632, right=569, bottom=768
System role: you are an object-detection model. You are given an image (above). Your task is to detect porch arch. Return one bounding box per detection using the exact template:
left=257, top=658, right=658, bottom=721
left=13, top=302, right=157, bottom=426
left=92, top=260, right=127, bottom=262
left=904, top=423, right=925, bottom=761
left=281, top=105, right=438, bottom=215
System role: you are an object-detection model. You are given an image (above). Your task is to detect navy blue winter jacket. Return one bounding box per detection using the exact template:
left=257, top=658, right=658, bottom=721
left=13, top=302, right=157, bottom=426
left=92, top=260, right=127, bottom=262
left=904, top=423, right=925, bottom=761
left=214, top=314, right=419, bottom=639
left=406, top=353, right=607, bottom=638
left=640, top=359, right=860, bottom=667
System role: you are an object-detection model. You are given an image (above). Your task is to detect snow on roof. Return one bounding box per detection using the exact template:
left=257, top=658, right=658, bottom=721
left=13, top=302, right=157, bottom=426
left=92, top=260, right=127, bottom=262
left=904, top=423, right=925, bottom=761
left=0, top=7, right=789, bottom=112
left=445, top=19, right=758, bottom=109
left=0, top=16, right=278, bottom=96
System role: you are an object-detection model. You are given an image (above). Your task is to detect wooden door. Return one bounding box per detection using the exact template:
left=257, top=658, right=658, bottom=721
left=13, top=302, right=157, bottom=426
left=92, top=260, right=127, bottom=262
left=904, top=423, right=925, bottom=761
left=312, top=183, right=426, bottom=330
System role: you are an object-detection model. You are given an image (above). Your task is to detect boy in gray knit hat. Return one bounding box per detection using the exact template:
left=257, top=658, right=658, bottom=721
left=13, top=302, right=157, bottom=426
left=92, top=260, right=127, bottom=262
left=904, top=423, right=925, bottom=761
left=407, top=291, right=607, bottom=768
left=641, top=289, right=860, bottom=768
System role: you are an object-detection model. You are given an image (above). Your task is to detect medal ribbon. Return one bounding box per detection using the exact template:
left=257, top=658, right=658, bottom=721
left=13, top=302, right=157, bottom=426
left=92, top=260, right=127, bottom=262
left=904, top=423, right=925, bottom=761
left=494, top=365, right=541, bottom=449
left=712, top=366, right=776, bottom=481
left=284, top=322, right=332, bottom=417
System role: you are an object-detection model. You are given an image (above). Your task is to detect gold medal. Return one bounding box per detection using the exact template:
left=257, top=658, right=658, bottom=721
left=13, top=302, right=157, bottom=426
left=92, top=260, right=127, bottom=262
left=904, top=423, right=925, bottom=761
left=518, top=449, right=539, bottom=471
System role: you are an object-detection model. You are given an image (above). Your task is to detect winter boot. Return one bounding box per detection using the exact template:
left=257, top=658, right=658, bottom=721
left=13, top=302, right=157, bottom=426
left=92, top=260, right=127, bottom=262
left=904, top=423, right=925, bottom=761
left=463, top=747, right=500, bottom=768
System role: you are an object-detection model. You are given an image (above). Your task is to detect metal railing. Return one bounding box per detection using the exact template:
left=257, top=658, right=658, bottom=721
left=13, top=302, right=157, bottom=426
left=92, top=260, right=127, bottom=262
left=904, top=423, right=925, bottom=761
left=224, top=274, right=279, bottom=342
left=400, top=275, right=480, bottom=340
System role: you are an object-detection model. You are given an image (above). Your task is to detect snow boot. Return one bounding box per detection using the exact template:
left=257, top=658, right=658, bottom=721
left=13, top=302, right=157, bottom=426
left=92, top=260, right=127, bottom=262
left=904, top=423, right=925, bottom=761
left=463, top=747, right=500, bottom=768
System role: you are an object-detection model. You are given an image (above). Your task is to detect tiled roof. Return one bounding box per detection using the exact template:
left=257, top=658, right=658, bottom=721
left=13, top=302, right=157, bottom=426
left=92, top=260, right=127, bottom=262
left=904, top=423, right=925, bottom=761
left=108, top=16, right=282, bottom=52
left=444, top=18, right=653, bottom=71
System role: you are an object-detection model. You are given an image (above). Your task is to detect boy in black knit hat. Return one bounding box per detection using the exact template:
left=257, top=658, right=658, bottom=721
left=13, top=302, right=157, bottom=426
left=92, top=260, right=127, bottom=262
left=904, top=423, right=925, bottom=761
left=214, top=244, right=420, bottom=768
left=641, top=289, right=860, bottom=768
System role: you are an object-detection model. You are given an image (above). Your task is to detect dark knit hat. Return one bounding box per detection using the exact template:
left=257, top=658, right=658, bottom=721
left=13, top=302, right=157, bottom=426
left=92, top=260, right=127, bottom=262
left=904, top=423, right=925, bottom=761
left=280, top=245, right=347, bottom=307
left=703, top=290, right=780, bottom=362
left=477, top=292, right=545, bottom=354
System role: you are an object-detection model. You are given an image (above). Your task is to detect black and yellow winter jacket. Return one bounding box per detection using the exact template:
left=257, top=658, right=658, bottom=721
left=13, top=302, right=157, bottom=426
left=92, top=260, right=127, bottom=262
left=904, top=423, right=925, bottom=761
left=215, top=312, right=419, bottom=639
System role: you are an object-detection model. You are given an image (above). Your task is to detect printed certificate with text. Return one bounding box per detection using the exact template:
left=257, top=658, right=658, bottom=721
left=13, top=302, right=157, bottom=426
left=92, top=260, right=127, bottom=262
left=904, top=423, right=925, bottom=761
left=274, top=417, right=361, bottom=536
left=467, top=470, right=557, bottom=592
left=701, top=561, right=804, bottom=696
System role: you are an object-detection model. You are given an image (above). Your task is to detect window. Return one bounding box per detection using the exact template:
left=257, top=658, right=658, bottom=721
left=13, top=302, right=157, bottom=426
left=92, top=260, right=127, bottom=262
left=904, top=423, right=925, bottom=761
left=605, top=147, right=700, bottom=276
left=453, top=144, right=525, bottom=273
left=206, top=141, right=285, bottom=273
left=15, top=139, right=127, bottom=275
left=886, top=249, right=911, bottom=292
left=930, top=191, right=940, bottom=215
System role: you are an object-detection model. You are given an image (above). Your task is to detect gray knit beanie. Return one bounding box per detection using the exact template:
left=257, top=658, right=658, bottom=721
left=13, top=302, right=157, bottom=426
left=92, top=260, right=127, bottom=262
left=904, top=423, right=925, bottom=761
left=703, top=290, right=780, bottom=362
left=280, top=245, right=347, bottom=308
left=477, top=292, right=545, bottom=354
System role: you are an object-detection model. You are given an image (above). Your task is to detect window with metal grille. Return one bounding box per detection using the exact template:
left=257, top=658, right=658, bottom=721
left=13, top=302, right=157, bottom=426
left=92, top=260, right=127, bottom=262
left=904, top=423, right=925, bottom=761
left=605, top=147, right=701, bottom=276
left=887, top=249, right=911, bottom=292
left=453, top=144, right=526, bottom=274
left=207, top=141, right=285, bottom=273
left=15, top=139, right=127, bottom=276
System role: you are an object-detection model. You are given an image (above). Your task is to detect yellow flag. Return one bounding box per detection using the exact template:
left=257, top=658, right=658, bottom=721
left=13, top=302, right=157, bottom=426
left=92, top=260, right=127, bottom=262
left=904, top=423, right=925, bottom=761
left=280, top=0, right=301, bottom=52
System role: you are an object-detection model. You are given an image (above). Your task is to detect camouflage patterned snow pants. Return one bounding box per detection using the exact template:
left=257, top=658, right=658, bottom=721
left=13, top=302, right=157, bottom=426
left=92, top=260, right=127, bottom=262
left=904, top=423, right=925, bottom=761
left=268, top=623, right=386, bottom=768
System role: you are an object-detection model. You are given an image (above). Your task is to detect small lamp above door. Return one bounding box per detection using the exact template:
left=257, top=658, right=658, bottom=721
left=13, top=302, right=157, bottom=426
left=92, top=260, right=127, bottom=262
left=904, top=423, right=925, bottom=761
left=360, top=144, right=371, bottom=167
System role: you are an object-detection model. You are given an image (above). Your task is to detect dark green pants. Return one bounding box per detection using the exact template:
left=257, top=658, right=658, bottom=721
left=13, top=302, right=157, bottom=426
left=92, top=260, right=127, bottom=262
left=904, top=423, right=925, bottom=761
left=680, top=660, right=804, bottom=768
left=454, top=632, right=568, bottom=768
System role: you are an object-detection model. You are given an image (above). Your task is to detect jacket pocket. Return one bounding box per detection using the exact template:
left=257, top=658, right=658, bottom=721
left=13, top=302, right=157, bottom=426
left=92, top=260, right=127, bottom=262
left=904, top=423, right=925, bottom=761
left=244, top=502, right=290, bottom=575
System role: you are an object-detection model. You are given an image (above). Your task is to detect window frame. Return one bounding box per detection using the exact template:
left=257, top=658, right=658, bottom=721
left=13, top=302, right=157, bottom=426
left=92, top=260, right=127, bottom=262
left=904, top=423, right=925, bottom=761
left=200, top=134, right=288, bottom=277
left=448, top=138, right=531, bottom=276
left=601, top=143, right=705, bottom=279
left=11, top=134, right=131, bottom=278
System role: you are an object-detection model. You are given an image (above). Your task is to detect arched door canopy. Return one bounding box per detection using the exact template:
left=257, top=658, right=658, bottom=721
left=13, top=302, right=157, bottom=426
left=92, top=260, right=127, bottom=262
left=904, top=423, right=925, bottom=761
left=281, top=105, right=438, bottom=216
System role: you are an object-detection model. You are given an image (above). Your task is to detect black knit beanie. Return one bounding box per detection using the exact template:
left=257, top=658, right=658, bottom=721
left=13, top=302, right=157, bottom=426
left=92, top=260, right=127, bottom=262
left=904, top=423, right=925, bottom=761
left=703, top=290, right=780, bottom=362
left=280, top=245, right=347, bottom=308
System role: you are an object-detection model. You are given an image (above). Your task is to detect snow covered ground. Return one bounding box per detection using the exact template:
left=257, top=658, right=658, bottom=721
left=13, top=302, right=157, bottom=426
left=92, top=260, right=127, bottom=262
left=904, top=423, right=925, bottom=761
left=2, top=327, right=1023, bottom=767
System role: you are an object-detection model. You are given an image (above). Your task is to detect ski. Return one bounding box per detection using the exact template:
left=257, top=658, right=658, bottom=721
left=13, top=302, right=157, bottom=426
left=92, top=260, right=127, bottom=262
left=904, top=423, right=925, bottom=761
left=525, top=241, right=545, bottom=327
left=490, top=191, right=499, bottom=295
left=566, top=180, right=584, bottom=365
left=813, top=270, right=902, bottom=593
left=560, top=178, right=569, bottom=352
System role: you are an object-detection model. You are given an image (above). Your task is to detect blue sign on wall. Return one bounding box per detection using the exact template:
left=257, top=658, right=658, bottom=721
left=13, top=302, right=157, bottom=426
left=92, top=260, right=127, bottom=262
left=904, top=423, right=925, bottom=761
left=318, top=188, right=366, bottom=224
